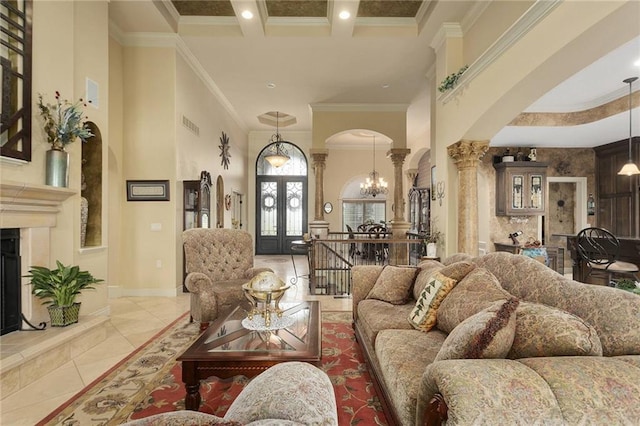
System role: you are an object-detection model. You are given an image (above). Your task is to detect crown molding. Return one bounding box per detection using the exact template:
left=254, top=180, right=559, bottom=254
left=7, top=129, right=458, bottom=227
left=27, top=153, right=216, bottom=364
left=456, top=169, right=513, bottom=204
left=430, top=22, right=462, bottom=52
left=310, top=103, right=409, bottom=112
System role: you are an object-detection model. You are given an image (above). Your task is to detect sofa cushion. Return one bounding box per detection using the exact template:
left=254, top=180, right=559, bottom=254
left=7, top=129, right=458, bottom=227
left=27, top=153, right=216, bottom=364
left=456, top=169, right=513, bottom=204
left=435, top=298, right=519, bottom=361
left=507, top=302, right=603, bottom=359
left=375, top=329, right=447, bottom=426
left=436, top=267, right=512, bottom=334
left=413, top=259, right=445, bottom=299
left=357, top=299, right=414, bottom=347
left=366, top=265, right=418, bottom=305
left=408, top=261, right=476, bottom=332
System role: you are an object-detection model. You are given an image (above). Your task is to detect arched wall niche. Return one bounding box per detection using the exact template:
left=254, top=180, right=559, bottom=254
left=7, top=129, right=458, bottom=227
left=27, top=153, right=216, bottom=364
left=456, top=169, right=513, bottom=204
left=82, top=121, right=103, bottom=247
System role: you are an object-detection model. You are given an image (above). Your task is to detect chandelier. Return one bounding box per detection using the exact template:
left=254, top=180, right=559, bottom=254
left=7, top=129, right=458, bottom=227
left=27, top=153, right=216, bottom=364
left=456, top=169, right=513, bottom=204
left=265, top=111, right=290, bottom=168
left=360, top=136, right=388, bottom=197
left=618, top=76, right=640, bottom=176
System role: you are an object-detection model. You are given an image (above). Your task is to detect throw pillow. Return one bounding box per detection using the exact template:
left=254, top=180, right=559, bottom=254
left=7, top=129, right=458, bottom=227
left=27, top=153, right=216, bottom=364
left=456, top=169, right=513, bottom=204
left=507, top=302, right=603, bottom=359
left=366, top=265, right=419, bottom=305
left=408, top=261, right=475, bottom=332
left=436, top=267, right=512, bottom=334
left=413, top=260, right=476, bottom=301
left=435, top=298, right=520, bottom=361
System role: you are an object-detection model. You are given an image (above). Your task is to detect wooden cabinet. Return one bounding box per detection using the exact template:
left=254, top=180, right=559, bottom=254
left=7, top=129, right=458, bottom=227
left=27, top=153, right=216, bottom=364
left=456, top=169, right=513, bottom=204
left=493, top=162, right=548, bottom=216
left=408, top=187, right=430, bottom=233
left=594, top=138, right=639, bottom=237
left=183, top=171, right=212, bottom=230
left=183, top=171, right=211, bottom=292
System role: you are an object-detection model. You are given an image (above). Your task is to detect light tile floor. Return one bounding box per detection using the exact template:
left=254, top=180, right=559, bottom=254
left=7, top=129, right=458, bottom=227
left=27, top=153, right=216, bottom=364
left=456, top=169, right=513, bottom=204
left=0, top=255, right=351, bottom=425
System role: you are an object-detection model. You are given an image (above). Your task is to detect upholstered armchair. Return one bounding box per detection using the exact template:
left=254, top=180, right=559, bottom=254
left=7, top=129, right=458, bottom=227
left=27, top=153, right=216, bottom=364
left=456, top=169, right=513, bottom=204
left=121, top=362, right=338, bottom=425
left=183, top=228, right=272, bottom=330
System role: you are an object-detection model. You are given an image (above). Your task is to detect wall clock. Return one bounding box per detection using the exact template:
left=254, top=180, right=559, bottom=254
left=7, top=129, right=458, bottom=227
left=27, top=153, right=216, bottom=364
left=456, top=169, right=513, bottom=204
left=219, top=131, right=231, bottom=169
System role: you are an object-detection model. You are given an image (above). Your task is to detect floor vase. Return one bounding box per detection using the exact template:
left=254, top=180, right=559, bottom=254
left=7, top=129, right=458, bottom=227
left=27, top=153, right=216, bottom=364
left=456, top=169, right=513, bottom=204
left=46, top=149, right=69, bottom=187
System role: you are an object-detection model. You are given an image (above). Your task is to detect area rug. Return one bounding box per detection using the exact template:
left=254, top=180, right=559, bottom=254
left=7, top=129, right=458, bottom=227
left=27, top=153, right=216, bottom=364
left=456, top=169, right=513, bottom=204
left=39, top=311, right=387, bottom=426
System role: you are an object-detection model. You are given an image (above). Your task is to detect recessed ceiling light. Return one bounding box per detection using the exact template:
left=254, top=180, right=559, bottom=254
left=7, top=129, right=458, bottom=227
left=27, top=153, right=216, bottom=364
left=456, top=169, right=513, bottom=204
left=382, top=83, right=390, bottom=89
left=338, top=10, right=350, bottom=20
left=241, top=10, right=253, bottom=20
left=267, top=82, right=276, bottom=89
left=634, top=58, right=640, bottom=67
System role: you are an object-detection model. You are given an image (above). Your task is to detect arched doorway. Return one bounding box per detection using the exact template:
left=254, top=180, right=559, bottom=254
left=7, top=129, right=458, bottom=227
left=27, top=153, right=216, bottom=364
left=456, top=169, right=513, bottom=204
left=255, top=142, right=308, bottom=254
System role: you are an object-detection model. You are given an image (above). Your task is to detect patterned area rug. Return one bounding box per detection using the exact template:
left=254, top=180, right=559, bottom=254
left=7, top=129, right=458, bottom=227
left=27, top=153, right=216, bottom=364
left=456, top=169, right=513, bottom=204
left=39, top=311, right=387, bottom=426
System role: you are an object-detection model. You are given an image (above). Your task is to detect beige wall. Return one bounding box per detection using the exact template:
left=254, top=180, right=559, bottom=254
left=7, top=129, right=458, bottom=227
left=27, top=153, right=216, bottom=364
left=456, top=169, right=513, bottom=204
left=174, top=53, right=250, bottom=284
left=1, top=1, right=110, bottom=316
left=323, top=147, right=395, bottom=231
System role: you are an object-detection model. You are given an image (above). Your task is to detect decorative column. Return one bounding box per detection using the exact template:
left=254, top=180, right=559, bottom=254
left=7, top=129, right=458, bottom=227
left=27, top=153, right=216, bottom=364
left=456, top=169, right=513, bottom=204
left=309, top=149, right=329, bottom=238
left=388, top=149, right=411, bottom=224
left=388, top=149, right=411, bottom=264
left=447, top=140, right=489, bottom=256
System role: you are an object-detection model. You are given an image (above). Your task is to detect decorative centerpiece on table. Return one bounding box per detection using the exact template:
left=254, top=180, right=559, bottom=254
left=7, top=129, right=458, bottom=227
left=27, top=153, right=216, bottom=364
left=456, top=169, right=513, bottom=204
left=25, top=261, right=103, bottom=327
left=242, top=271, right=291, bottom=329
left=37, top=91, right=94, bottom=187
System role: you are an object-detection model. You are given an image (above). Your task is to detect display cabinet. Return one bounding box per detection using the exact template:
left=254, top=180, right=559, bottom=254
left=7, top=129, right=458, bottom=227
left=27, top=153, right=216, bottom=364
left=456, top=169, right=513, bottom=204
left=493, top=162, right=547, bottom=216
left=183, top=171, right=211, bottom=292
left=408, top=187, right=430, bottom=232
left=183, top=171, right=212, bottom=230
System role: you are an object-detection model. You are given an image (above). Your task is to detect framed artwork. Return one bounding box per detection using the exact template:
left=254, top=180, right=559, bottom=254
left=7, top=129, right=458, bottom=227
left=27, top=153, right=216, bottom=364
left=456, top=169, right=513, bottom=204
left=126, top=180, right=170, bottom=201
left=431, top=166, right=437, bottom=201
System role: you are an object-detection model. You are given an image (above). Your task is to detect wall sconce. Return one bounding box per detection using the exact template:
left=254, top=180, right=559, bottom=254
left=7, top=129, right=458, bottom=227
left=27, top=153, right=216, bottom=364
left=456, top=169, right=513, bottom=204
left=436, top=181, right=445, bottom=206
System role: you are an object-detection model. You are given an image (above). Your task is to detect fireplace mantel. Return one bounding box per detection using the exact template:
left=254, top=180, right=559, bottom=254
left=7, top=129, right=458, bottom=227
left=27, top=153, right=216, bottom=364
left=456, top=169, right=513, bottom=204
left=1, top=180, right=76, bottom=228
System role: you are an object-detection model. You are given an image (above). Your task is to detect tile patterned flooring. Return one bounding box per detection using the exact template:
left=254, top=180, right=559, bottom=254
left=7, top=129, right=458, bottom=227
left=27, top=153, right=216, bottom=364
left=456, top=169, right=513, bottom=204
left=0, top=255, right=351, bottom=425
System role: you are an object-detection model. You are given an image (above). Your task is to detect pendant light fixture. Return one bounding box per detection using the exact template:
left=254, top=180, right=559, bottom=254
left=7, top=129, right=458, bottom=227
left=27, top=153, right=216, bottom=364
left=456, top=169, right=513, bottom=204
left=265, top=111, right=290, bottom=168
left=360, top=135, right=388, bottom=197
left=617, top=76, right=640, bottom=176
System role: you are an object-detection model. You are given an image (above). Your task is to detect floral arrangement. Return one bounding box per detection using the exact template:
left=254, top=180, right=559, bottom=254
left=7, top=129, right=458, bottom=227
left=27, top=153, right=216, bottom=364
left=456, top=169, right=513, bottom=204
left=438, top=65, right=469, bottom=93
left=425, top=229, right=443, bottom=244
left=37, top=91, right=93, bottom=150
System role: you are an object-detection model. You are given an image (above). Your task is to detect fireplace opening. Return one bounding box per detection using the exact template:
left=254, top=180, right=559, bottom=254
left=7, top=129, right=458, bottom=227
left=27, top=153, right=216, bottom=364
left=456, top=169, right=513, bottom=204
left=1, top=228, right=22, bottom=335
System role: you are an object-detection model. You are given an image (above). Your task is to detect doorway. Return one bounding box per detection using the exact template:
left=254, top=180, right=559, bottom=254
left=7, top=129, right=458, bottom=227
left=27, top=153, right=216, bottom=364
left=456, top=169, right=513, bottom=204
left=255, top=142, right=308, bottom=254
left=542, top=177, right=588, bottom=272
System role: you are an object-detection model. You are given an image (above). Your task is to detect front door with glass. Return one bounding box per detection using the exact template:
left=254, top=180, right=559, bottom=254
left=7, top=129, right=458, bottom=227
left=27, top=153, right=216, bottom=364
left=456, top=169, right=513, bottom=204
left=255, top=142, right=308, bottom=255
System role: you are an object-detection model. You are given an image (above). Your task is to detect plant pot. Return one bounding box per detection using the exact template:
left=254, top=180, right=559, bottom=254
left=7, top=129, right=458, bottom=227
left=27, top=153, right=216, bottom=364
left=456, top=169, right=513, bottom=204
left=46, top=148, right=69, bottom=187
left=426, top=242, right=437, bottom=258
left=47, top=302, right=81, bottom=326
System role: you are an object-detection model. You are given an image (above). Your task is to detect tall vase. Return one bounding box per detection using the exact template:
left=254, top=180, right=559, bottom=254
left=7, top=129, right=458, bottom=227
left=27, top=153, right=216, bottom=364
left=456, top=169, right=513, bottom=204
left=46, top=149, right=69, bottom=187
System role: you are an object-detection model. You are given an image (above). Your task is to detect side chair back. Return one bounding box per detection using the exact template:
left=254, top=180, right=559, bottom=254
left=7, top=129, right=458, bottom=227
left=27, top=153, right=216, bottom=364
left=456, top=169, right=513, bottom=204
left=576, top=227, right=639, bottom=285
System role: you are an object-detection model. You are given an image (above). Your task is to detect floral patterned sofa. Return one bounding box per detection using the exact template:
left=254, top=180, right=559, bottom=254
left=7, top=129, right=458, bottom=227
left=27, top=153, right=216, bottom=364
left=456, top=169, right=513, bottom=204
left=121, top=362, right=338, bottom=425
left=352, top=251, right=640, bottom=425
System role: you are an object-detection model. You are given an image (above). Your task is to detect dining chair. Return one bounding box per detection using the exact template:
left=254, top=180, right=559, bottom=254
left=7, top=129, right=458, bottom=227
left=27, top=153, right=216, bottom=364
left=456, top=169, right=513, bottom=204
left=575, top=227, right=639, bottom=285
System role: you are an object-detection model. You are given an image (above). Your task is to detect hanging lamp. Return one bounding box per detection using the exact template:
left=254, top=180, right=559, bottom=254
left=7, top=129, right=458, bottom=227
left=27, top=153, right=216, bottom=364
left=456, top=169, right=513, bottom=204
left=617, top=76, right=640, bottom=176
left=360, top=135, right=388, bottom=197
left=265, top=111, right=290, bottom=168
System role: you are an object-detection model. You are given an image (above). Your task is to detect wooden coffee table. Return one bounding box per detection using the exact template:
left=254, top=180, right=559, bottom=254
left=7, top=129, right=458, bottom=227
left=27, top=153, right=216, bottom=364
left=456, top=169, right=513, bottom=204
left=177, top=301, right=321, bottom=410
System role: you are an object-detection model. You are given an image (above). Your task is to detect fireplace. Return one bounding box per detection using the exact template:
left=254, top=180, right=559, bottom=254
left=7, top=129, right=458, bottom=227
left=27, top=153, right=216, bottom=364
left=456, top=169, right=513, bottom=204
left=0, top=180, right=75, bottom=332
left=1, top=228, right=21, bottom=335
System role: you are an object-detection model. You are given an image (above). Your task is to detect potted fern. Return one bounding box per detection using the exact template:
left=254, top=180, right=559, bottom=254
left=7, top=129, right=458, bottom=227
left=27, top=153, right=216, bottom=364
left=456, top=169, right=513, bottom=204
left=25, top=261, right=103, bottom=326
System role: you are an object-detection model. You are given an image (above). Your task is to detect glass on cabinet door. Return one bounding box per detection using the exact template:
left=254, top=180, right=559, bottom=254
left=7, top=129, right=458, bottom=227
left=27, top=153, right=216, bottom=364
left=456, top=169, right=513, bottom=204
left=512, top=175, right=524, bottom=210
left=530, top=174, right=543, bottom=210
